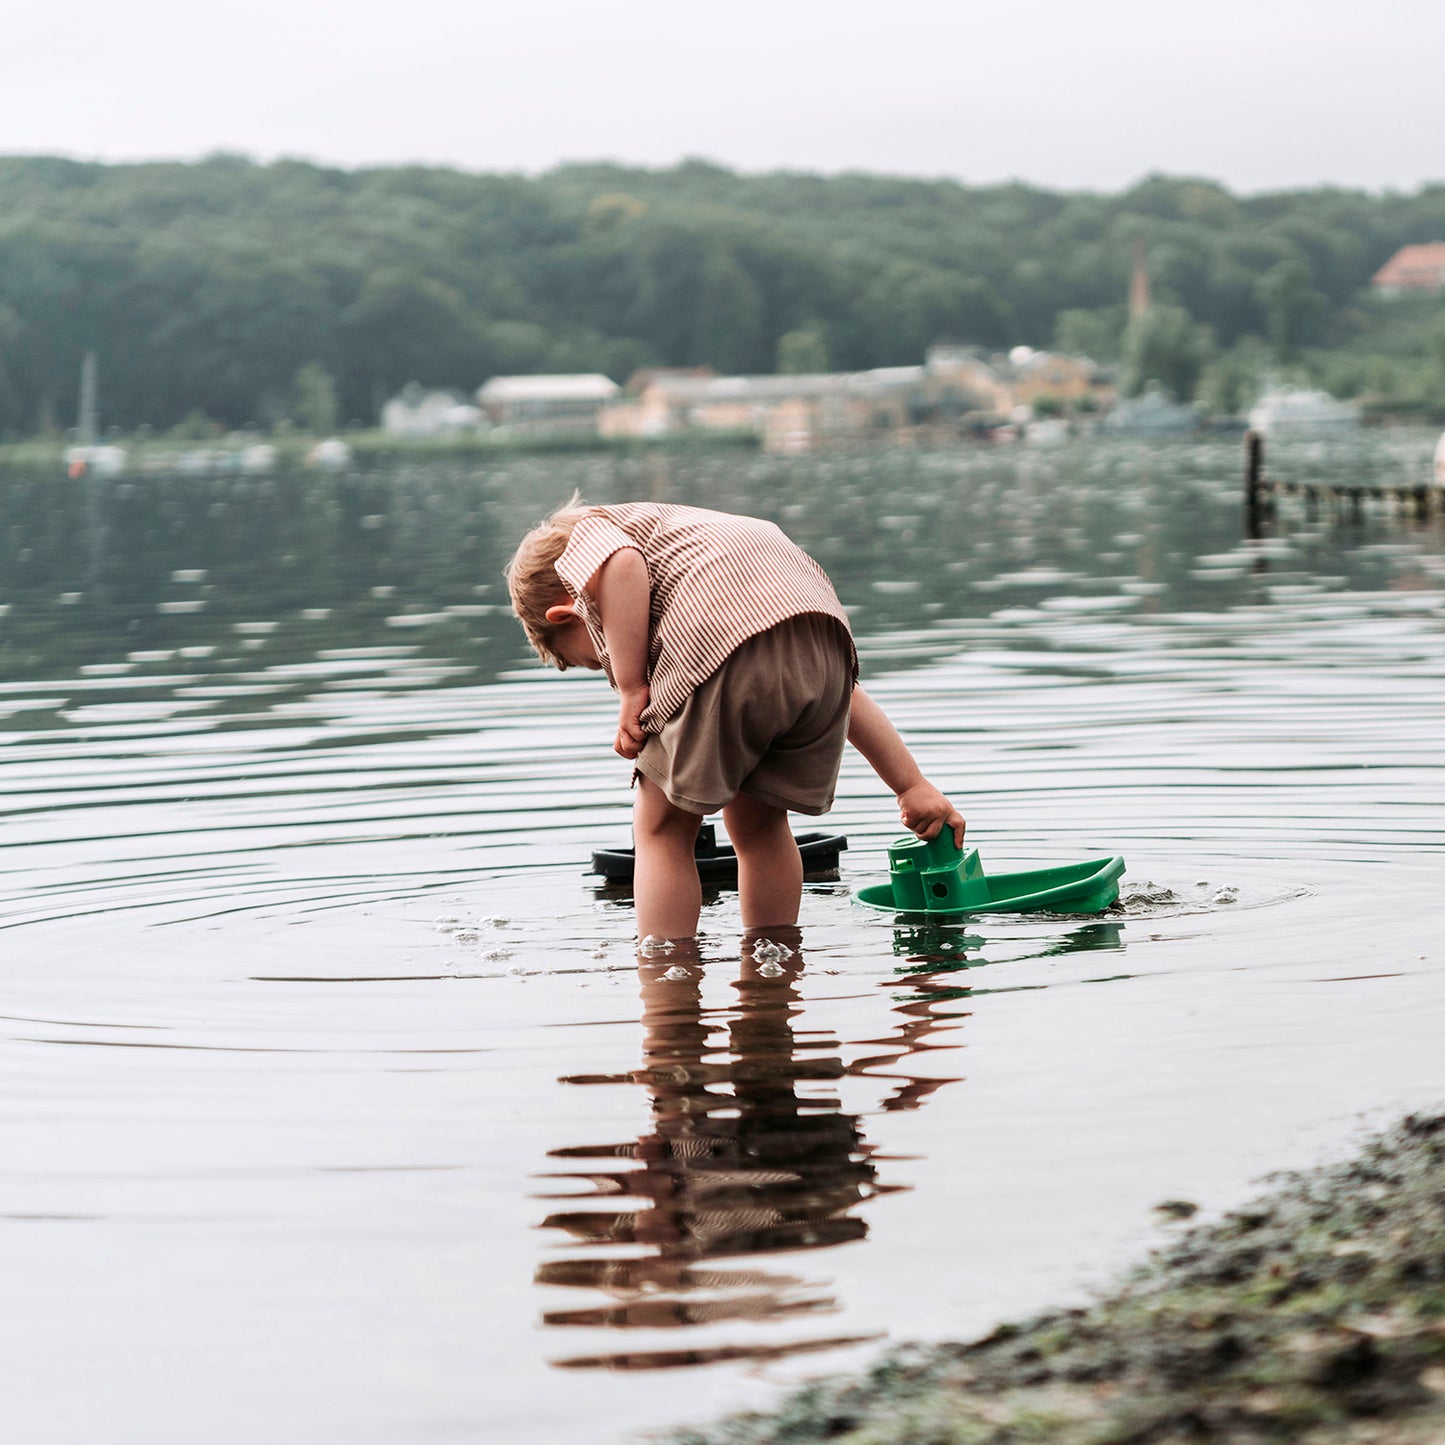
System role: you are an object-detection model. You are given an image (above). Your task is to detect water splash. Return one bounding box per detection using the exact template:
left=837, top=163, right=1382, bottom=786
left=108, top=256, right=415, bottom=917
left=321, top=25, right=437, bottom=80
left=1118, top=881, right=1181, bottom=911
left=751, top=938, right=796, bottom=965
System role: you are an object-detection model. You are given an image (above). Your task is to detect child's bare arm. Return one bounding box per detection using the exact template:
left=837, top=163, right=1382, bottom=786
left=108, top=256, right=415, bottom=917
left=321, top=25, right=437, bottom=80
left=847, top=686, right=966, bottom=846
left=587, top=548, right=652, bottom=759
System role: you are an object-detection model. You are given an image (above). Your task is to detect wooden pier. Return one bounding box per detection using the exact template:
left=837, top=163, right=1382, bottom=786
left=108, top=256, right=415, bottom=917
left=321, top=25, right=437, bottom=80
left=1244, top=430, right=1443, bottom=537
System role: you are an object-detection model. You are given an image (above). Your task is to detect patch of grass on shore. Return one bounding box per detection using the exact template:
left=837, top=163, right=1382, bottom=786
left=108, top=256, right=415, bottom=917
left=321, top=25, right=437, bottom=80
left=0, top=438, right=69, bottom=469
left=663, top=1113, right=1445, bottom=1445
left=342, top=427, right=760, bottom=462
left=0, top=427, right=761, bottom=473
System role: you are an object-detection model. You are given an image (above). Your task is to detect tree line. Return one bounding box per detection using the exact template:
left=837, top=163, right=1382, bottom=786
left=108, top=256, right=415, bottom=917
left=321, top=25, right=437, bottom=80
left=2, top=152, right=1444, bottom=436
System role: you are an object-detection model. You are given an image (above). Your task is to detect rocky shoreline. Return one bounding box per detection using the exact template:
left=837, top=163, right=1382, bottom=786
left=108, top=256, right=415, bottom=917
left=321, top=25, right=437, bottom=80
left=661, top=1112, right=1445, bottom=1444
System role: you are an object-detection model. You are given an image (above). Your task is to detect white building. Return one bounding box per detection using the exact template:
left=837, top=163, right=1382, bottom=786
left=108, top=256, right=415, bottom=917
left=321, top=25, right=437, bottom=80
left=476, top=374, right=620, bottom=432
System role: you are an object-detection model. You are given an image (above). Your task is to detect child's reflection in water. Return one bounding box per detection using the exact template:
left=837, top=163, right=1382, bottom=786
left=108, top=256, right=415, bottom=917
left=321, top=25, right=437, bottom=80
left=535, top=928, right=910, bottom=1370
left=534, top=913, right=1120, bottom=1368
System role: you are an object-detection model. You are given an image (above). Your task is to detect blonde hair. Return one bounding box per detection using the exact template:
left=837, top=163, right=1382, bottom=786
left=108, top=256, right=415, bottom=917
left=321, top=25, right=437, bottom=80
left=504, top=491, right=593, bottom=668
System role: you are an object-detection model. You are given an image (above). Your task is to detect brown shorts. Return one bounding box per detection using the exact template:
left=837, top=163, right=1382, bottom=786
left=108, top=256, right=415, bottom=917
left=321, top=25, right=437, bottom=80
left=634, top=615, right=854, bottom=817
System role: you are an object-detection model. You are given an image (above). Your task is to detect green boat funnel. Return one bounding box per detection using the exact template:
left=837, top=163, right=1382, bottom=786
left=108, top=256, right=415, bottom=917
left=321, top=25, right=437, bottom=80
left=857, top=835, right=1126, bottom=917
left=886, top=835, right=992, bottom=912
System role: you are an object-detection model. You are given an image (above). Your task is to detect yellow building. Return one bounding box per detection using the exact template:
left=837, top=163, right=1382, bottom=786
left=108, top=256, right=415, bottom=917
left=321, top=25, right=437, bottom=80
left=601, top=369, right=923, bottom=449
left=1011, top=351, right=1114, bottom=409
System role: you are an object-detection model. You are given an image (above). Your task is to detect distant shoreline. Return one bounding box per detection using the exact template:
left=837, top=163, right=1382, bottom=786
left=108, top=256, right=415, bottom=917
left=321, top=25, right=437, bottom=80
left=5, top=156, right=1445, bottom=441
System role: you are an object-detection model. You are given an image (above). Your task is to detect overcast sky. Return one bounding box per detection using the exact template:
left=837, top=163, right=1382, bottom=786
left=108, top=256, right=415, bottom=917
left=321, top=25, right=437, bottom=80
left=3, top=0, right=1439, bottom=194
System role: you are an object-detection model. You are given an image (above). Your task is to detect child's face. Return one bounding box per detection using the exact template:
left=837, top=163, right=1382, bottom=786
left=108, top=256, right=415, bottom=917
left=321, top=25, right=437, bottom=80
left=543, top=599, right=602, bottom=672
left=553, top=619, right=601, bottom=671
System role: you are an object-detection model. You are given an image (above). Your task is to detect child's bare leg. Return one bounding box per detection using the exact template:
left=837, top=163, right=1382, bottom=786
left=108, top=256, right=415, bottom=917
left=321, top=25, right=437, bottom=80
left=632, top=775, right=704, bottom=940
left=723, top=793, right=802, bottom=931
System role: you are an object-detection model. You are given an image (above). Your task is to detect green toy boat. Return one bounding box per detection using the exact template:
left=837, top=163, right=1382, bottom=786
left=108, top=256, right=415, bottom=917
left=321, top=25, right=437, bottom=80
left=855, top=833, right=1125, bottom=917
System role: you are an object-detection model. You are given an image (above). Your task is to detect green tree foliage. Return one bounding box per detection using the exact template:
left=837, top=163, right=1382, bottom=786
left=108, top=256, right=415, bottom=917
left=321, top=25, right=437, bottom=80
left=1122, top=304, right=1215, bottom=400
left=1053, top=307, right=1126, bottom=363
left=1429, top=312, right=1445, bottom=387
left=776, top=321, right=829, bottom=374
left=339, top=268, right=484, bottom=408
left=1255, top=255, right=1326, bottom=360
left=0, top=301, right=23, bottom=432
left=1197, top=339, right=1268, bottom=416
left=292, top=361, right=340, bottom=434
left=1, top=154, right=1444, bottom=433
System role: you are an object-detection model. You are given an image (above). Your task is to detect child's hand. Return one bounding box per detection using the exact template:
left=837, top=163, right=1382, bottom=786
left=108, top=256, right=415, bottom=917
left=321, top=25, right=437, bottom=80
left=898, top=781, right=966, bottom=849
left=615, top=685, right=650, bottom=759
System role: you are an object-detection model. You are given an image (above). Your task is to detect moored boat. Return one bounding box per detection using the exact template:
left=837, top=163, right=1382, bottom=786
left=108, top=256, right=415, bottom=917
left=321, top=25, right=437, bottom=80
left=1247, top=386, right=1359, bottom=434
left=590, top=823, right=848, bottom=885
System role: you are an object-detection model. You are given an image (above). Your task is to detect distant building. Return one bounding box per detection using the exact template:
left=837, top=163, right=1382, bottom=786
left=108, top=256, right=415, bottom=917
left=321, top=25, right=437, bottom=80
left=1009, top=350, right=1114, bottom=410
left=921, top=344, right=1011, bottom=414
left=621, top=366, right=715, bottom=397
left=381, top=383, right=483, bottom=438
left=477, top=374, right=620, bottom=431
left=1371, top=243, right=1445, bottom=296
left=600, top=368, right=923, bottom=451
left=593, top=344, right=1119, bottom=448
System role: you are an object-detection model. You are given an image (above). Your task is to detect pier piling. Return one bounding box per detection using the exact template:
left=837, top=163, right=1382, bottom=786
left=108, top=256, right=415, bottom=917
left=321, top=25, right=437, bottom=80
left=1244, top=430, right=1266, bottom=538
left=1244, top=433, right=1441, bottom=534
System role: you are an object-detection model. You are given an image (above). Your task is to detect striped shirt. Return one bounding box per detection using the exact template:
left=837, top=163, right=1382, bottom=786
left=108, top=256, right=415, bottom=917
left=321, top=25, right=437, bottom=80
left=554, top=502, right=857, bottom=731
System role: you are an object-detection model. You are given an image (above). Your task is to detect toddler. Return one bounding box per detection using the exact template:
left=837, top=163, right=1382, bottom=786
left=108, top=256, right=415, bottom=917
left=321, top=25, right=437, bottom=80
left=506, top=498, right=964, bottom=940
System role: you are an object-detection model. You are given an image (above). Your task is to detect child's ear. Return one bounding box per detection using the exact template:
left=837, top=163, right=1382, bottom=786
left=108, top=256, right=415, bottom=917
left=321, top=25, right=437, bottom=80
left=544, top=601, right=578, bottom=625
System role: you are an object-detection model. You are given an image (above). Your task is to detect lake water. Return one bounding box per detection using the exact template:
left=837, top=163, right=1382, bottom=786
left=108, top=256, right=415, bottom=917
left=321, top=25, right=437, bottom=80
left=1, top=434, right=1442, bottom=1444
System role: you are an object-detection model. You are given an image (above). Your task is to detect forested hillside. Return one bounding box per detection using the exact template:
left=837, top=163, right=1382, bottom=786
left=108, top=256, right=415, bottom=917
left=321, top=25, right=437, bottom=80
left=2, top=153, right=1444, bottom=434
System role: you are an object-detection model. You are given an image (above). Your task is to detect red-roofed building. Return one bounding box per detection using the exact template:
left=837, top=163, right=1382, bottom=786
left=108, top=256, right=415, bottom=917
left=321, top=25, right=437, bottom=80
left=1371, top=242, right=1445, bottom=295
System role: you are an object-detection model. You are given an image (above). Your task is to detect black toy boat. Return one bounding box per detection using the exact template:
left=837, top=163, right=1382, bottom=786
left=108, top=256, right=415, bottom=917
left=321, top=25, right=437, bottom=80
left=590, top=823, right=848, bottom=886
